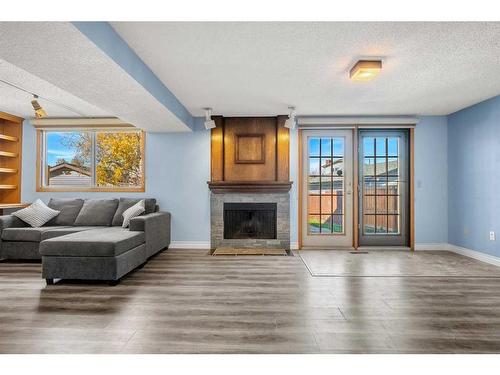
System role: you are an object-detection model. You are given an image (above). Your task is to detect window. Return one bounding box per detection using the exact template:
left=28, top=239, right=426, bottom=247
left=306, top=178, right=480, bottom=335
left=307, top=137, right=345, bottom=235
left=361, top=136, right=400, bottom=235
left=38, top=129, right=144, bottom=192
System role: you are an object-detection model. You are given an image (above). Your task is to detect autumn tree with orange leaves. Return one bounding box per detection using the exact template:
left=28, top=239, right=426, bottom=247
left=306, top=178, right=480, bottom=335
left=60, top=131, right=142, bottom=187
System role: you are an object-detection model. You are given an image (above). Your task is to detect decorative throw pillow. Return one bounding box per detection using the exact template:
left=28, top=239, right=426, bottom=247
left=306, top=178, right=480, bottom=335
left=122, top=199, right=145, bottom=228
left=13, top=199, right=60, bottom=228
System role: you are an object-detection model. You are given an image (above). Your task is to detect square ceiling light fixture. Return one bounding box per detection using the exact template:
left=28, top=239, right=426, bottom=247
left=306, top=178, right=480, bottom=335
left=349, top=60, right=382, bottom=81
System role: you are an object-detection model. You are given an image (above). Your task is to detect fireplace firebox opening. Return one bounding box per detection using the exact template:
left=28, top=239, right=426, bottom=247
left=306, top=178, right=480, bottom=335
left=223, top=203, right=277, bottom=239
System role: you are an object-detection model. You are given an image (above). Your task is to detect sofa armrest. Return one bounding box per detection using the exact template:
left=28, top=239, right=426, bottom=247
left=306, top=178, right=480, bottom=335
left=0, top=215, right=26, bottom=231
left=130, top=212, right=171, bottom=256
left=0, top=215, right=28, bottom=259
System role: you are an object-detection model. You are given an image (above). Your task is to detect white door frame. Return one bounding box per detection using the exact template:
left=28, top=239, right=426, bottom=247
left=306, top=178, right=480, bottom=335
left=300, top=129, right=354, bottom=249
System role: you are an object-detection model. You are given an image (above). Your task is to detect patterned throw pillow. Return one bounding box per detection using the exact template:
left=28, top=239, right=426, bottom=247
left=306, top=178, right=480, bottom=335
left=13, top=199, right=60, bottom=228
left=122, top=199, right=146, bottom=228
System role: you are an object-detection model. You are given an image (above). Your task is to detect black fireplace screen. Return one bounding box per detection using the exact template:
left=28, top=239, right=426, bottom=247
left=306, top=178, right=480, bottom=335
left=223, top=203, right=277, bottom=239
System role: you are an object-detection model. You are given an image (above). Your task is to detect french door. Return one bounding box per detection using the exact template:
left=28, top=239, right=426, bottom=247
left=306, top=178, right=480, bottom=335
left=358, top=130, right=409, bottom=246
left=301, top=130, right=353, bottom=248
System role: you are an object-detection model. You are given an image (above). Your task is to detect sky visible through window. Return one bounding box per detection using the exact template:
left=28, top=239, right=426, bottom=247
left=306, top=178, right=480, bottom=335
left=363, top=137, right=398, bottom=156
left=309, top=137, right=397, bottom=158
left=308, top=138, right=344, bottom=157
left=46, top=132, right=78, bottom=166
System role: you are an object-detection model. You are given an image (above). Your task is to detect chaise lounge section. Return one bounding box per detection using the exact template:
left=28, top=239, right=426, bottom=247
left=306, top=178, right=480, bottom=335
left=40, top=227, right=147, bottom=285
left=0, top=198, right=171, bottom=285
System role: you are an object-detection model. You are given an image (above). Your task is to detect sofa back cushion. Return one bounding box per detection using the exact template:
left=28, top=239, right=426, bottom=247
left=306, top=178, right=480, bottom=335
left=112, top=198, right=157, bottom=226
left=46, top=198, right=85, bottom=226
left=74, top=199, right=119, bottom=226
left=12, top=199, right=60, bottom=228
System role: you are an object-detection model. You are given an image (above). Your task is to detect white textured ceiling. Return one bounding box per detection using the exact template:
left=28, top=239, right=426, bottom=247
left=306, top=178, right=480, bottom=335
left=0, top=22, right=190, bottom=132
left=112, top=22, right=500, bottom=116
left=0, top=58, right=110, bottom=118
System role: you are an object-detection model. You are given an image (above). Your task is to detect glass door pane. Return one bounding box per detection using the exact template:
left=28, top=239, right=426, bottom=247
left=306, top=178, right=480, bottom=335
left=362, top=136, right=400, bottom=235
left=307, top=136, right=345, bottom=235
left=359, top=131, right=408, bottom=246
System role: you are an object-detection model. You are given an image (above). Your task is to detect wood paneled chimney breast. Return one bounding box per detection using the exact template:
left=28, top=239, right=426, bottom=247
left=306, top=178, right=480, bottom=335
left=208, top=116, right=292, bottom=193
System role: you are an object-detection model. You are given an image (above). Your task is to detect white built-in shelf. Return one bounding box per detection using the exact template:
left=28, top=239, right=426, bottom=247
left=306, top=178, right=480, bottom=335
left=0, top=168, right=17, bottom=173
left=0, top=185, right=17, bottom=190
left=0, top=151, right=17, bottom=158
left=0, top=134, right=18, bottom=142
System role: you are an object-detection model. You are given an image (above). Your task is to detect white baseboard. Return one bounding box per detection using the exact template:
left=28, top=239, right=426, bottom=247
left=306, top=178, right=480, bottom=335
left=415, top=242, right=500, bottom=267
left=446, top=243, right=500, bottom=267
left=169, top=241, right=210, bottom=249
left=414, top=243, right=448, bottom=251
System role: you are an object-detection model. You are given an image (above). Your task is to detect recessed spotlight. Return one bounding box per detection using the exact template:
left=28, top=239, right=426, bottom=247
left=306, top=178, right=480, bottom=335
left=350, top=60, right=382, bottom=82
left=204, top=108, right=216, bottom=130
left=284, top=106, right=296, bottom=129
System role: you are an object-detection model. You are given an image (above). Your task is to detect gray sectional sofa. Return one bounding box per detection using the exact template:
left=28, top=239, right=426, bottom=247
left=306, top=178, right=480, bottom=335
left=0, top=198, right=171, bottom=285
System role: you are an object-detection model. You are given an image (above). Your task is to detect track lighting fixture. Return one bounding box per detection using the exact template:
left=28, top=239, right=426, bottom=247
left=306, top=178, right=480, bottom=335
left=284, top=106, right=296, bottom=129
left=0, top=78, right=85, bottom=117
left=204, top=108, right=216, bottom=130
left=31, top=95, right=48, bottom=119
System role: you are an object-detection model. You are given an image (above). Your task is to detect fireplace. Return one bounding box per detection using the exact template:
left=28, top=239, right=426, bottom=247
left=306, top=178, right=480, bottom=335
left=210, top=193, right=289, bottom=250
left=208, top=116, right=291, bottom=250
left=223, top=203, right=277, bottom=239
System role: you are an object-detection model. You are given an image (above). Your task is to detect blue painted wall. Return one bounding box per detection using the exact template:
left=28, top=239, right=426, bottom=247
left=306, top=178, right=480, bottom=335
left=414, top=116, right=448, bottom=244
left=448, top=95, right=500, bottom=256
left=21, top=116, right=448, bottom=246
left=21, top=119, right=211, bottom=243
left=289, top=127, right=299, bottom=245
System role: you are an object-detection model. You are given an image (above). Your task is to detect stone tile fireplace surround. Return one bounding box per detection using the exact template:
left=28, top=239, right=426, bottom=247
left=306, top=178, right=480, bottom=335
left=210, top=193, right=290, bottom=250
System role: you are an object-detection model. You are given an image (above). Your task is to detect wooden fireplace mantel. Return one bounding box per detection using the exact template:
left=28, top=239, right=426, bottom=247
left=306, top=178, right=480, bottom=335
left=207, top=181, right=292, bottom=194
left=209, top=115, right=291, bottom=194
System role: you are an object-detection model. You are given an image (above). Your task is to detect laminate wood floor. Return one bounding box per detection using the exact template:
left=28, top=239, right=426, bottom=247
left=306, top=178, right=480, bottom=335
left=1, top=249, right=500, bottom=353
left=299, top=250, right=500, bottom=277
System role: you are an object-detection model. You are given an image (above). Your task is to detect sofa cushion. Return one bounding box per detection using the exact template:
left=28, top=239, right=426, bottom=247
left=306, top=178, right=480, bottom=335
left=39, top=227, right=146, bottom=257
left=122, top=200, right=145, bottom=228
left=2, top=226, right=70, bottom=242
left=46, top=198, right=85, bottom=226
left=74, top=199, right=119, bottom=226
left=41, top=226, right=103, bottom=241
left=12, top=199, right=60, bottom=228
left=112, top=198, right=156, bottom=226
